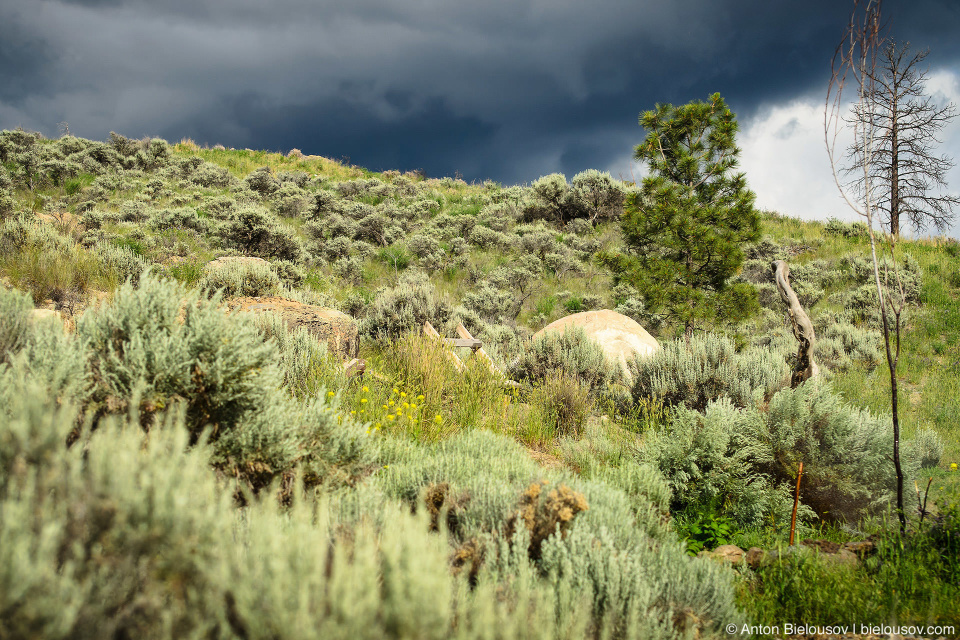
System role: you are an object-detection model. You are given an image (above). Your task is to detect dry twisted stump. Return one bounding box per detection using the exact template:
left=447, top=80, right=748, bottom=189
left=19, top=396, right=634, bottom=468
left=772, top=260, right=818, bottom=387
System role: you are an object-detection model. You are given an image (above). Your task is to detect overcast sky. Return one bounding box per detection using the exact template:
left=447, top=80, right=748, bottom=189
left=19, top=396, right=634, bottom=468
left=3, top=0, right=959, bottom=236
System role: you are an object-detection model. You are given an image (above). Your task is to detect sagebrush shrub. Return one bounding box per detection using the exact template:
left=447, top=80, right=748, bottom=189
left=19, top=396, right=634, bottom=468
left=219, top=204, right=305, bottom=261
left=746, top=381, right=913, bottom=522
left=511, top=326, right=618, bottom=394
left=630, top=333, right=789, bottom=412
left=642, top=398, right=804, bottom=527
left=189, top=161, right=233, bottom=188
left=0, top=286, right=32, bottom=363
left=147, top=206, right=211, bottom=233
left=94, top=241, right=149, bottom=283
left=78, top=275, right=282, bottom=437
left=361, top=271, right=456, bottom=340
left=570, top=169, right=627, bottom=225
left=245, top=166, right=280, bottom=195
left=199, top=257, right=280, bottom=297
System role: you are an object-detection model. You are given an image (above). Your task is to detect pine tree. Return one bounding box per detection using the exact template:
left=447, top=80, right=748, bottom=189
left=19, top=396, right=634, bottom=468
left=606, top=93, right=760, bottom=338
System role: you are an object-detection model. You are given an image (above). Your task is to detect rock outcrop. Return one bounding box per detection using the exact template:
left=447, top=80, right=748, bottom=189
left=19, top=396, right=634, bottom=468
left=532, top=309, right=660, bottom=381
left=226, top=296, right=358, bottom=360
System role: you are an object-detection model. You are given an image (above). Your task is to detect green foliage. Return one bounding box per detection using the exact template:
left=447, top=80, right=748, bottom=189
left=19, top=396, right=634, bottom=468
left=0, top=286, right=32, bottom=363
left=219, top=204, right=305, bottom=261
left=607, top=93, right=761, bottom=334
left=199, top=257, right=281, bottom=297
left=511, top=326, right=619, bottom=394
left=825, top=217, right=870, bottom=238
left=677, top=511, right=736, bottom=555
left=361, top=271, right=457, bottom=340
left=642, top=398, right=801, bottom=527
left=530, top=371, right=592, bottom=437
left=740, top=526, right=960, bottom=627
left=630, top=333, right=789, bottom=412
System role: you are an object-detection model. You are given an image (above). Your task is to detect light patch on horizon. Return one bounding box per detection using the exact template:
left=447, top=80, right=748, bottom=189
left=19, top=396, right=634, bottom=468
left=739, top=67, right=960, bottom=239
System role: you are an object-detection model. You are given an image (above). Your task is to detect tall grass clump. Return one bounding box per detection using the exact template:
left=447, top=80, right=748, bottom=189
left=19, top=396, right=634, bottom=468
left=253, top=311, right=341, bottom=399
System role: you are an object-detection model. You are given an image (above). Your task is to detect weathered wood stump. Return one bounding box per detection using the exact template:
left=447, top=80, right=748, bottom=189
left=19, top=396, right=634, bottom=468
left=772, top=260, right=818, bottom=386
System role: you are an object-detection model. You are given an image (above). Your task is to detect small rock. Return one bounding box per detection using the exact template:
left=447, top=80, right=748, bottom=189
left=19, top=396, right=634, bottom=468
left=703, top=544, right=745, bottom=565
left=745, top=547, right=767, bottom=570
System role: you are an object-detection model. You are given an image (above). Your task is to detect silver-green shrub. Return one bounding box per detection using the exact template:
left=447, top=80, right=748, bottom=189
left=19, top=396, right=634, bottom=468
left=630, top=333, right=789, bottom=412
left=253, top=312, right=335, bottom=398
left=199, top=257, right=281, bottom=297
left=570, top=169, right=627, bottom=225
left=94, top=241, right=149, bottom=283
left=641, top=398, right=803, bottom=527
left=78, top=276, right=281, bottom=438
left=0, top=286, right=32, bottom=363
left=817, top=321, right=882, bottom=370
left=744, top=381, right=909, bottom=522
left=147, top=206, right=212, bottom=233
left=905, top=428, right=944, bottom=470
left=219, top=204, right=305, bottom=261
left=511, top=325, right=619, bottom=394
left=361, top=271, right=457, bottom=340
left=245, top=166, right=280, bottom=195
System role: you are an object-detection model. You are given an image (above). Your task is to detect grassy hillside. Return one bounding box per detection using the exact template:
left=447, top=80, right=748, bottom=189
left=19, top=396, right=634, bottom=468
left=1, top=130, right=959, bottom=637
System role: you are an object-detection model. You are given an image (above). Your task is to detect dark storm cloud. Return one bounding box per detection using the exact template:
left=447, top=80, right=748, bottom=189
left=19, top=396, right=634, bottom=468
left=0, top=6, right=59, bottom=103
left=1, top=0, right=957, bottom=184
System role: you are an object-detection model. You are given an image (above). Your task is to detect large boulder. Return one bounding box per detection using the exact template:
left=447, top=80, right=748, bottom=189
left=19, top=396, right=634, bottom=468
left=226, top=296, right=358, bottom=360
left=533, top=310, right=659, bottom=381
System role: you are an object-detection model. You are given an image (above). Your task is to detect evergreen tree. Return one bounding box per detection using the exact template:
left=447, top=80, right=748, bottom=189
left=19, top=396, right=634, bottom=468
left=606, top=93, right=760, bottom=337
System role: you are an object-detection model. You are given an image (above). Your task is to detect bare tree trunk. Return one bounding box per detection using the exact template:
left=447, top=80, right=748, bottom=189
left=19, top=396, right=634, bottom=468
left=890, top=106, right=900, bottom=236
left=773, top=260, right=818, bottom=386
left=826, top=0, right=907, bottom=535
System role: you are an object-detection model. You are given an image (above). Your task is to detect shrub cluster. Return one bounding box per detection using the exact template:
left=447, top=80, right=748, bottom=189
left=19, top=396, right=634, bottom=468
left=199, top=257, right=281, bottom=297
left=630, top=333, right=789, bottom=412
left=643, top=380, right=927, bottom=526
left=511, top=326, right=619, bottom=395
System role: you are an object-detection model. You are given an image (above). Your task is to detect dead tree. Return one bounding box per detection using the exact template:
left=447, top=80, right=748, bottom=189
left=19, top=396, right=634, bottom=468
left=826, top=0, right=907, bottom=533
left=844, top=42, right=958, bottom=237
left=773, top=260, right=818, bottom=386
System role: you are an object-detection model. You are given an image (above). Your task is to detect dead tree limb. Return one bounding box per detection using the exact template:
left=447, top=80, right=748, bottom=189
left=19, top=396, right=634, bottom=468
left=773, top=260, right=818, bottom=386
